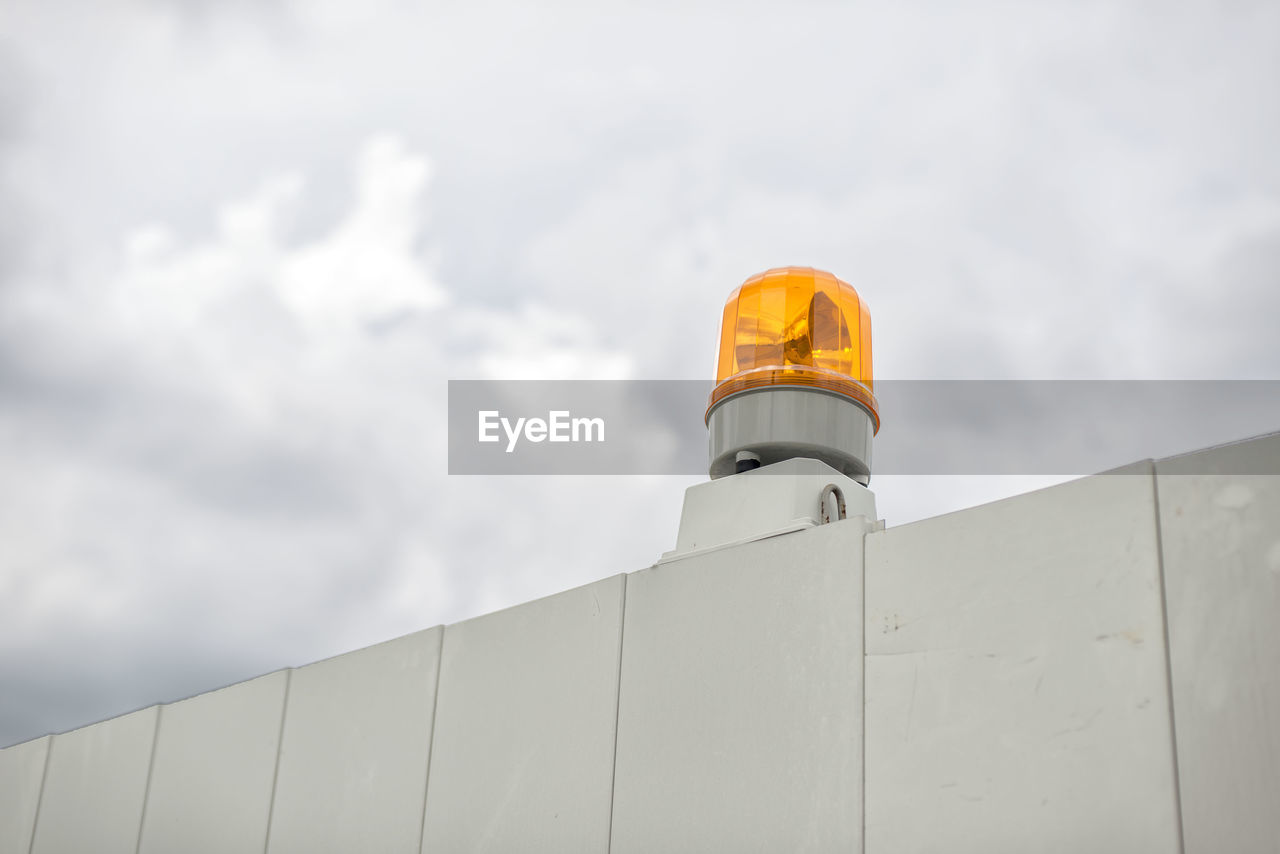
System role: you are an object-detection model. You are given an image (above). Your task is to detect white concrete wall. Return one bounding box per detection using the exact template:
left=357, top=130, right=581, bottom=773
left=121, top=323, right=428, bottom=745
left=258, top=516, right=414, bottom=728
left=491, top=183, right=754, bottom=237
left=1156, top=433, right=1280, bottom=854
left=266, top=627, right=442, bottom=854
left=0, top=735, right=47, bottom=854
left=2, top=433, right=1276, bottom=853
left=611, top=518, right=869, bottom=854
left=421, top=575, right=624, bottom=853
left=29, top=705, right=157, bottom=854
left=863, top=467, right=1181, bottom=853
left=139, top=670, right=288, bottom=854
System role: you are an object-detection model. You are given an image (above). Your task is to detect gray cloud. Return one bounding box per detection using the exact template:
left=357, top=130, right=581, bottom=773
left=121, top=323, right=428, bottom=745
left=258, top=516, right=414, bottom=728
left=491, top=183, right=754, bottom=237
left=1, top=0, right=1277, bottom=747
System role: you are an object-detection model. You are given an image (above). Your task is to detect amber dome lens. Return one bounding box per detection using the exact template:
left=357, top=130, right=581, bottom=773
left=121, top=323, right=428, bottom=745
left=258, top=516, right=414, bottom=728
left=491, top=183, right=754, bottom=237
left=708, top=267, right=878, bottom=432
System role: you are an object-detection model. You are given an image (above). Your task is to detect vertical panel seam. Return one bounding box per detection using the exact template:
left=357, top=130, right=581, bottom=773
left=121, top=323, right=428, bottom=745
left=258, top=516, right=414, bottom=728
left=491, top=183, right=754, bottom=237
left=417, top=627, right=446, bottom=854
left=606, top=572, right=629, bottom=854
left=25, top=736, right=54, bottom=854
left=133, top=706, right=162, bottom=854
left=860, top=527, right=869, bottom=854
left=1150, top=468, right=1187, bottom=854
left=261, top=668, right=294, bottom=854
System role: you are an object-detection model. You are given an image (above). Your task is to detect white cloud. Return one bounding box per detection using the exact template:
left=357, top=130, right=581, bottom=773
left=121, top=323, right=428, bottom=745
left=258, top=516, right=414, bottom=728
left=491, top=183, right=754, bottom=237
left=1, top=0, right=1277, bottom=747
left=463, top=303, right=635, bottom=380
left=0, top=130, right=654, bottom=743
left=277, top=135, right=446, bottom=336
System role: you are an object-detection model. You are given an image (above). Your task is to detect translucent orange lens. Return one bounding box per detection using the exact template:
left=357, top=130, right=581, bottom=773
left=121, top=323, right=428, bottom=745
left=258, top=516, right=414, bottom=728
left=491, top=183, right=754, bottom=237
left=708, top=267, right=878, bottom=431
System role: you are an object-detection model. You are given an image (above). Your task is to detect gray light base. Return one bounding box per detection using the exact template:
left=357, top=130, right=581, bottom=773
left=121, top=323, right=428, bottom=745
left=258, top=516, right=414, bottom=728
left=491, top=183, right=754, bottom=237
left=707, top=387, right=875, bottom=483
left=660, top=457, right=878, bottom=563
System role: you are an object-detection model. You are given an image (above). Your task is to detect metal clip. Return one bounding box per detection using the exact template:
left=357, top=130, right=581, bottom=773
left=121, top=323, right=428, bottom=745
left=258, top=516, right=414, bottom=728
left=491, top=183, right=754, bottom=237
left=820, top=483, right=847, bottom=524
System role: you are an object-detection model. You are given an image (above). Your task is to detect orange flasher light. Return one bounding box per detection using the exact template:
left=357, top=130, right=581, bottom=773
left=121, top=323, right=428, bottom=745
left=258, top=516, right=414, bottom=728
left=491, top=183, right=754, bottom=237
left=707, top=267, right=878, bottom=431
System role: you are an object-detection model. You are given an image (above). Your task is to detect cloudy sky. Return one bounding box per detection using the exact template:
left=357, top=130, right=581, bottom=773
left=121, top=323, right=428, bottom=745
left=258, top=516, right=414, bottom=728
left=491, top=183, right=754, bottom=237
left=1, top=0, right=1277, bottom=747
